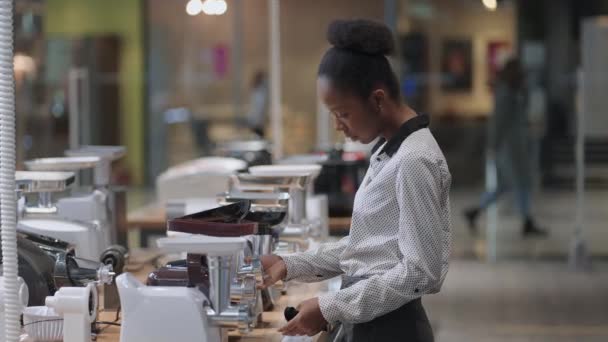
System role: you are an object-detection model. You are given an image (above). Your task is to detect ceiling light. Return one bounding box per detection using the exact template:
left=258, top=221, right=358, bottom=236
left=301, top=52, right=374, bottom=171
left=186, top=0, right=203, bottom=16
left=202, top=0, right=227, bottom=16
left=482, top=0, right=497, bottom=11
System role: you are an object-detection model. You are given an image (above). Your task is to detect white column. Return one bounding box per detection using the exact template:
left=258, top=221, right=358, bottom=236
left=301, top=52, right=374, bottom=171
left=316, top=98, right=331, bottom=150
left=232, top=0, right=244, bottom=118
left=568, top=68, right=590, bottom=270
left=268, top=0, right=283, bottom=160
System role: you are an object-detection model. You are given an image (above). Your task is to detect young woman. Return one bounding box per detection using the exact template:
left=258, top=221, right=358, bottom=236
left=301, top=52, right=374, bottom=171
left=260, top=19, right=451, bottom=342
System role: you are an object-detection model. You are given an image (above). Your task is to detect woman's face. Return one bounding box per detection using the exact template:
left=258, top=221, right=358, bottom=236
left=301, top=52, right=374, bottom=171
left=317, top=76, right=382, bottom=144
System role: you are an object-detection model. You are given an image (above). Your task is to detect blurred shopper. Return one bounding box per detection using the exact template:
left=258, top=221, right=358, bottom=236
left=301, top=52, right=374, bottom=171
left=259, top=19, right=451, bottom=341
left=244, top=70, right=268, bottom=137
left=464, top=58, right=547, bottom=237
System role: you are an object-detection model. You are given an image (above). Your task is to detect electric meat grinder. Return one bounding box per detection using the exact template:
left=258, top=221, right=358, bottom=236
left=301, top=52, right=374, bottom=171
left=249, top=164, right=326, bottom=238
left=117, top=235, right=254, bottom=342
left=16, top=168, right=126, bottom=271
left=64, top=145, right=128, bottom=248
left=0, top=171, right=114, bottom=306
left=218, top=191, right=290, bottom=310
left=155, top=156, right=248, bottom=219
left=149, top=200, right=287, bottom=324
left=230, top=173, right=316, bottom=253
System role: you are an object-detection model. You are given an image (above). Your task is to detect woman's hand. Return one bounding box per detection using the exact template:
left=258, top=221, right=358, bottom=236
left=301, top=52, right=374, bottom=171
left=258, top=255, right=287, bottom=289
left=279, top=297, right=328, bottom=336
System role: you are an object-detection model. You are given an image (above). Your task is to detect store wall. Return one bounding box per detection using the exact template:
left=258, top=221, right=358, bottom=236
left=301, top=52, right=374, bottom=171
left=401, top=0, right=516, bottom=118
left=147, top=0, right=384, bottom=160
left=45, top=0, right=144, bottom=184
left=280, top=0, right=385, bottom=153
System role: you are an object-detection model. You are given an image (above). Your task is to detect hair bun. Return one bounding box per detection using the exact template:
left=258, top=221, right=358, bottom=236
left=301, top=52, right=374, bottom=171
left=327, top=19, right=395, bottom=56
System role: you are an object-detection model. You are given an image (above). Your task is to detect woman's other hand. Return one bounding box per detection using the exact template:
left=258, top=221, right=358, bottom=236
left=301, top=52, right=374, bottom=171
left=279, top=297, right=328, bottom=336
left=258, top=255, right=287, bottom=289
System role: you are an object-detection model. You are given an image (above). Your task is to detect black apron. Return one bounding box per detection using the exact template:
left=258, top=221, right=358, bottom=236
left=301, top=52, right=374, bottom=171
left=325, top=276, right=434, bottom=342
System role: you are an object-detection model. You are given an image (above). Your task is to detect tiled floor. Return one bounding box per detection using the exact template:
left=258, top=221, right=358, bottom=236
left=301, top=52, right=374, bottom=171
left=450, top=188, right=608, bottom=260
left=428, top=188, right=608, bottom=341
left=425, top=260, right=608, bottom=342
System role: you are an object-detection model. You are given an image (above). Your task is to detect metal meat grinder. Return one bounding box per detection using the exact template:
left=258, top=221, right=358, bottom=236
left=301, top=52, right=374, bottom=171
left=4, top=171, right=114, bottom=307
left=230, top=172, right=318, bottom=254
left=148, top=200, right=287, bottom=326
left=218, top=191, right=290, bottom=311
left=117, top=235, right=255, bottom=342
left=16, top=168, right=126, bottom=271
left=23, top=145, right=128, bottom=270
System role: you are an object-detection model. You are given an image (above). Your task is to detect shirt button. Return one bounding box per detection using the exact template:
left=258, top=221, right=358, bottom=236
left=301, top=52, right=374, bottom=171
left=414, top=288, right=419, bottom=293
left=376, top=157, right=381, bottom=162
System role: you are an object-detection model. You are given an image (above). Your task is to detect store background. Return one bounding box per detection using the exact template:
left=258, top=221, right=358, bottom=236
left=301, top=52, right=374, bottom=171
left=10, top=1, right=608, bottom=340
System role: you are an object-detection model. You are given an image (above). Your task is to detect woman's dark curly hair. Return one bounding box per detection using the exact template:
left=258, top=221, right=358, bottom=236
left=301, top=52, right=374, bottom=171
left=318, top=19, right=401, bottom=102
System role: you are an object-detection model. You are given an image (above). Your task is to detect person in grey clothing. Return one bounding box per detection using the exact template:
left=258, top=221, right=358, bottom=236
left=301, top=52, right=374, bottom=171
left=464, top=58, right=547, bottom=237
left=245, top=70, right=268, bottom=138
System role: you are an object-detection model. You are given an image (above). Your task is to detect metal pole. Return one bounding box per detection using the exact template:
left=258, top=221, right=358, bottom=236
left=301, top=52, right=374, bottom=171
left=316, top=98, right=331, bottom=150
left=81, top=69, right=91, bottom=145
left=232, top=0, right=244, bottom=118
left=485, top=151, right=498, bottom=263
left=68, top=68, right=81, bottom=150
left=68, top=68, right=89, bottom=187
left=384, top=0, right=398, bottom=32
left=384, top=0, right=401, bottom=76
left=68, top=68, right=91, bottom=148
left=268, top=0, right=282, bottom=160
left=568, top=68, right=590, bottom=270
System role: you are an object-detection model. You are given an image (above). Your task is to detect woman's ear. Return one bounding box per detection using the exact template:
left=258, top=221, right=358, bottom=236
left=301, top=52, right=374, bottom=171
left=370, top=89, right=387, bottom=112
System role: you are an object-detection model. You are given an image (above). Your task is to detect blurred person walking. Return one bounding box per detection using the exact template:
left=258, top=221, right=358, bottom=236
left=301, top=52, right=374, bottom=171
left=464, top=58, right=547, bottom=237
left=244, top=70, right=269, bottom=138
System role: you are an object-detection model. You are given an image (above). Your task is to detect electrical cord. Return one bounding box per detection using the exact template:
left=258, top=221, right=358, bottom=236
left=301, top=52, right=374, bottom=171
left=95, top=321, right=121, bottom=327
left=114, top=305, right=121, bottom=322
left=22, top=319, right=64, bottom=327
left=94, top=304, right=122, bottom=334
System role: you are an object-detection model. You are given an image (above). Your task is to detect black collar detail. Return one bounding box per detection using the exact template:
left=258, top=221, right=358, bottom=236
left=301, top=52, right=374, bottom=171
left=375, top=113, right=430, bottom=157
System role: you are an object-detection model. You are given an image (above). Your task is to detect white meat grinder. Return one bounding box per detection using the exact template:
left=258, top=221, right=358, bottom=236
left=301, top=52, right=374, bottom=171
left=21, top=148, right=127, bottom=270
left=116, top=235, right=254, bottom=342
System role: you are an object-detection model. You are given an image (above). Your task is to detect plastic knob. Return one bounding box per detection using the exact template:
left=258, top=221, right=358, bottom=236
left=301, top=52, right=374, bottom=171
left=284, top=306, right=299, bottom=321
left=100, top=245, right=127, bottom=273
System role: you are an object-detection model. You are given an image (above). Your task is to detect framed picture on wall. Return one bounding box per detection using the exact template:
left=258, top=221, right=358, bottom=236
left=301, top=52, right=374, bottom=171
left=487, top=41, right=512, bottom=88
left=399, top=32, right=430, bottom=112
left=441, top=38, right=472, bottom=92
